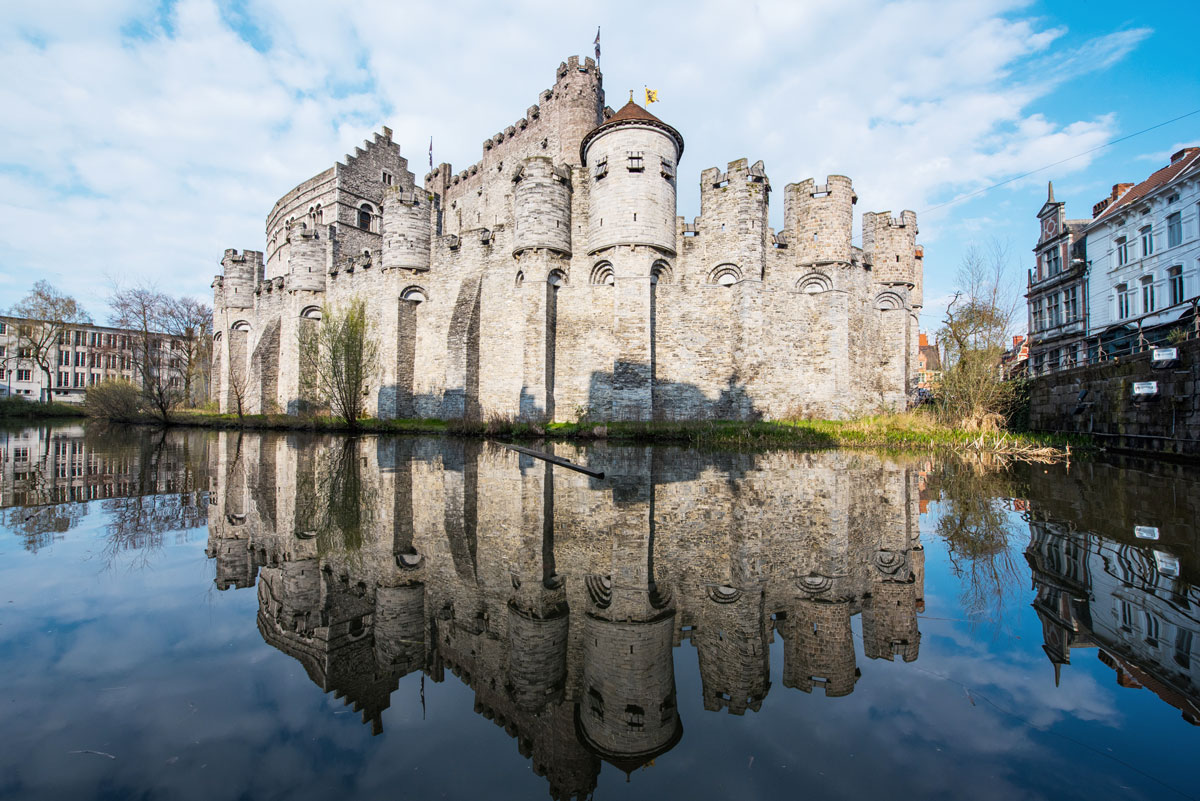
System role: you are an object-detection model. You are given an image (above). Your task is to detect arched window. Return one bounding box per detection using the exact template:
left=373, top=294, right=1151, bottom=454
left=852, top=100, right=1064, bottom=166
left=796, top=273, right=832, bottom=294
left=709, top=263, right=741, bottom=286
left=300, top=306, right=322, bottom=320
left=514, top=270, right=525, bottom=287
left=651, top=260, right=672, bottom=284
left=358, top=204, right=373, bottom=231
left=231, top=320, right=252, bottom=332
left=548, top=269, right=567, bottom=287
left=401, top=287, right=427, bottom=303
left=590, top=261, right=614, bottom=285
left=875, top=291, right=904, bottom=311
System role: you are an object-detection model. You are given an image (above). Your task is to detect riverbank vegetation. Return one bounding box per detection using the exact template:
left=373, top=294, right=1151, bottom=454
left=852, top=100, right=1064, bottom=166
left=150, top=407, right=1081, bottom=457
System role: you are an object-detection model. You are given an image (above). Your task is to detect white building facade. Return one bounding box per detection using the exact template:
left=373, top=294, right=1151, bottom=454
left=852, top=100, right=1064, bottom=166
left=1084, top=147, right=1200, bottom=356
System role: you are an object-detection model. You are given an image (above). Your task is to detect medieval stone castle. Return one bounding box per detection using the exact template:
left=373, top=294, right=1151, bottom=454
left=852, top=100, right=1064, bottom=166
left=212, top=56, right=925, bottom=421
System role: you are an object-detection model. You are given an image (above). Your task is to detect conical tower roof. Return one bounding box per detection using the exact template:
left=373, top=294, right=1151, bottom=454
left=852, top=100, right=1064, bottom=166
left=580, top=101, right=684, bottom=164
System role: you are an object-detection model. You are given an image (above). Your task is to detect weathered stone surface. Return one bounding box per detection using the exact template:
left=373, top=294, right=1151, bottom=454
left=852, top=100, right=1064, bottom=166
left=213, top=56, right=924, bottom=422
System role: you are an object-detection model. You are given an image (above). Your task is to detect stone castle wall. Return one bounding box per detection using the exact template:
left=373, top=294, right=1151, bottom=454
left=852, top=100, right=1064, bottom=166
left=213, top=56, right=924, bottom=422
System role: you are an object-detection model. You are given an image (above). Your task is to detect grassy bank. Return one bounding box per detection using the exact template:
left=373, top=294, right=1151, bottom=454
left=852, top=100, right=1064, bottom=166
left=156, top=408, right=1083, bottom=456
left=0, top=397, right=87, bottom=420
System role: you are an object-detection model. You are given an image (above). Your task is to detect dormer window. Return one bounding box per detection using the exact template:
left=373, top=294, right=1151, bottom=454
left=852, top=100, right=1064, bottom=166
left=627, top=151, right=644, bottom=172
left=593, top=157, right=608, bottom=180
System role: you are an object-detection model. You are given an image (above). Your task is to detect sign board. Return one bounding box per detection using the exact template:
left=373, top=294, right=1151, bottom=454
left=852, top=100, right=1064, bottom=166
left=1132, top=381, right=1158, bottom=396
left=1154, top=551, right=1180, bottom=578
left=1134, top=526, right=1159, bottom=540
left=1152, top=347, right=1178, bottom=361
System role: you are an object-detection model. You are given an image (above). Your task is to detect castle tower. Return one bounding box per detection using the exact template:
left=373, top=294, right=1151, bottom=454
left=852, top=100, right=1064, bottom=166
left=781, top=598, right=859, bottom=697
left=698, top=158, right=770, bottom=281
left=381, top=187, right=433, bottom=272
left=862, top=210, right=921, bottom=307
left=551, top=56, right=606, bottom=167
left=783, top=176, right=856, bottom=267
left=513, top=157, right=573, bottom=420
left=284, top=221, right=326, bottom=291
left=580, top=101, right=685, bottom=420
left=219, top=248, right=264, bottom=310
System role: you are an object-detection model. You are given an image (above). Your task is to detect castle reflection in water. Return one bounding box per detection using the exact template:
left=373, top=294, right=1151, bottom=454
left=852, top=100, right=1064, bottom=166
left=4, top=426, right=1199, bottom=799
left=205, top=433, right=927, bottom=796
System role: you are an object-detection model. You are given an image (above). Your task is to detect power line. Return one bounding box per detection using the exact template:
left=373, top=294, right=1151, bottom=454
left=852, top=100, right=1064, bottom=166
left=921, top=107, right=1200, bottom=214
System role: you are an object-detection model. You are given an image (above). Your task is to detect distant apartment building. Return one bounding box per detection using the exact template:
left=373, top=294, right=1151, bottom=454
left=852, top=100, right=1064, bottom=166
left=0, top=317, right=185, bottom=403
left=1027, top=147, right=1200, bottom=376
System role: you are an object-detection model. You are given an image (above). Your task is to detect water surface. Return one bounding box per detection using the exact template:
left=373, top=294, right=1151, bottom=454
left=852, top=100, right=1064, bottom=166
left=0, top=425, right=1197, bottom=800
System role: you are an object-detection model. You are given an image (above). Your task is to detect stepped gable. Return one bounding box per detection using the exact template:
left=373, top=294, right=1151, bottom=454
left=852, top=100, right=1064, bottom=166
left=580, top=100, right=684, bottom=164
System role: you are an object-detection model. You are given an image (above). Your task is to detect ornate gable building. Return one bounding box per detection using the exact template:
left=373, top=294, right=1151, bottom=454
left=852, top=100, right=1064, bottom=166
left=212, top=56, right=924, bottom=421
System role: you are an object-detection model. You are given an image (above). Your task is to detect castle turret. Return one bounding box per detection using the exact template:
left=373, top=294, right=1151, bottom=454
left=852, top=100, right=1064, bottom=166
left=382, top=187, right=433, bottom=272
left=580, top=101, right=684, bottom=421
left=512, top=157, right=572, bottom=257
left=783, top=176, right=856, bottom=265
left=863, top=210, right=921, bottom=307
left=697, top=158, right=770, bottom=282
left=551, top=56, right=605, bottom=167
left=581, top=101, right=683, bottom=256
left=285, top=222, right=326, bottom=292
left=220, top=249, right=264, bottom=310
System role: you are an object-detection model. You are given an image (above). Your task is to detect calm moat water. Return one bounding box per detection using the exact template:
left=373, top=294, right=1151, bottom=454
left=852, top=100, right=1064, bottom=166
left=0, top=425, right=1197, bottom=800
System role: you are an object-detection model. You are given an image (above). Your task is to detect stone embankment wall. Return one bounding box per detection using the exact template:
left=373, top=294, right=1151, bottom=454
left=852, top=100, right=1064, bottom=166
left=1029, top=338, right=1200, bottom=456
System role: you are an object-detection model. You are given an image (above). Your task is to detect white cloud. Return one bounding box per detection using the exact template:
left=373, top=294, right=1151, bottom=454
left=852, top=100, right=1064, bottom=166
left=0, top=0, right=1150, bottom=321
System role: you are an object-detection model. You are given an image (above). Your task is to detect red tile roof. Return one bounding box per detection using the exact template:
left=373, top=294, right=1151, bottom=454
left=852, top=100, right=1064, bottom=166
left=580, top=101, right=684, bottom=164
left=1092, top=147, right=1200, bottom=222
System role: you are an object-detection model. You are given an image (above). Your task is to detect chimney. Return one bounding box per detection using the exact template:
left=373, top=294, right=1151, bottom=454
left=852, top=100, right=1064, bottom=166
left=1013, top=335, right=1024, bottom=348
left=1170, top=147, right=1198, bottom=164
left=919, top=333, right=929, bottom=348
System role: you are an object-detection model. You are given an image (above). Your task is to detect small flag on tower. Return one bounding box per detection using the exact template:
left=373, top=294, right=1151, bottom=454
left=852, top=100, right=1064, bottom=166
left=645, top=87, right=658, bottom=104
left=428, top=136, right=433, bottom=170
left=594, top=27, right=600, bottom=60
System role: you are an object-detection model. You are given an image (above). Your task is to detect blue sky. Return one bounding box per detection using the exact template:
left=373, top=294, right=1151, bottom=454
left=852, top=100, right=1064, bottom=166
left=1, top=0, right=1198, bottom=333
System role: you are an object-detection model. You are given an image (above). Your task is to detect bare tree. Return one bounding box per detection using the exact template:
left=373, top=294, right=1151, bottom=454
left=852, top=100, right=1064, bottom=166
left=6, top=281, right=92, bottom=402
left=160, top=296, right=213, bottom=407
left=108, top=282, right=181, bottom=421
left=936, top=239, right=1022, bottom=430
left=299, top=298, right=379, bottom=428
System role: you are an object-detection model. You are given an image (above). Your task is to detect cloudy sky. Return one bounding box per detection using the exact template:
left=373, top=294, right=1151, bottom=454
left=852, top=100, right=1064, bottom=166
left=2, top=0, right=1198, bottom=331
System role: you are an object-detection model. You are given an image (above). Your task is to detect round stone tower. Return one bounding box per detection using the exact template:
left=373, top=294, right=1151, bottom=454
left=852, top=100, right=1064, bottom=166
left=512, top=156, right=572, bottom=257
left=783, top=175, right=856, bottom=265
left=580, top=101, right=684, bottom=256
left=220, top=249, right=263, bottom=310
left=381, top=187, right=433, bottom=272
left=862, top=210, right=921, bottom=306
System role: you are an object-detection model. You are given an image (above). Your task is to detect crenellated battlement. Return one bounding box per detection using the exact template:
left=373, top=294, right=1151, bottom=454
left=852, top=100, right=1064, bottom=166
left=215, top=55, right=922, bottom=422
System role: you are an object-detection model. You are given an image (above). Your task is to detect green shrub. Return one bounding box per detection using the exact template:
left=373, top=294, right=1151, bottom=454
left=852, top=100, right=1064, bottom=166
left=0, top=396, right=85, bottom=418
left=85, top=379, right=143, bottom=421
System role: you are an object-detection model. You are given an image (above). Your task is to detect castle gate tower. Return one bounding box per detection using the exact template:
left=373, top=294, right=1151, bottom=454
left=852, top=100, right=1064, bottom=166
left=580, top=102, right=684, bottom=421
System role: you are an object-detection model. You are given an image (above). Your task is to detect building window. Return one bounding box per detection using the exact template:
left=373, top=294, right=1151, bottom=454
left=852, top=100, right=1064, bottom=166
left=74, top=352, right=83, bottom=367
left=1116, top=283, right=1131, bottom=319
left=1141, top=275, right=1155, bottom=314
left=1140, top=225, right=1153, bottom=257
left=1168, top=265, right=1184, bottom=306
left=1047, top=292, right=1061, bottom=328
left=1167, top=212, right=1182, bottom=249
left=1116, top=236, right=1129, bottom=266
left=1046, top=246, right=1062, bottom=276
left=593, top=157, right=608, bottom=180
left=0, top=322, right=5, bottom=334
left=660, top=158, right=675, bottom=179
left=626, top=151, right=644, bottom=172
left=1031, top=298, right=1044, bottom=331
left=1064, top=286, right=1079, bottom=322
left=381, top=170, right=393, bottom=186
left=16, top=369, right=32, bottom=382
left=357, top=204, right=373, bottom=231
left=57, top=372, right=67, bottom=387
left=74, top=372, right=84, bottom=388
